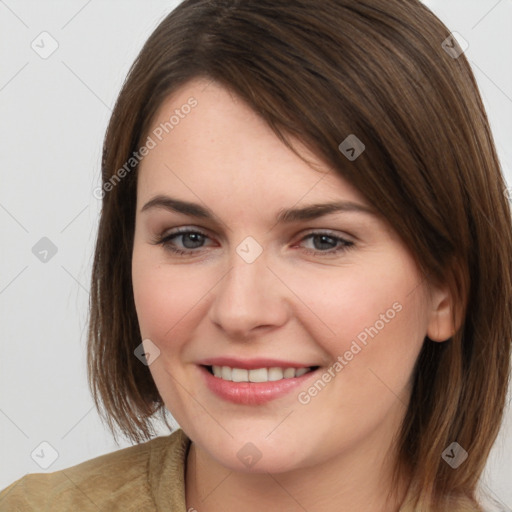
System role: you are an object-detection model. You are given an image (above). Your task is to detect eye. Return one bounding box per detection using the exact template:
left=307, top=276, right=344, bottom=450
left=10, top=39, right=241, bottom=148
left=151, top=228, right=354, bottom=257
left=151, top=228, right=213, bottom=256
left=297, top=231, right=354, bottom=256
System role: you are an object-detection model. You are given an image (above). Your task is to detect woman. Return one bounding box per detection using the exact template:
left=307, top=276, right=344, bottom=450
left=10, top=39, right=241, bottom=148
left=1, top=1, right=511, bottom=511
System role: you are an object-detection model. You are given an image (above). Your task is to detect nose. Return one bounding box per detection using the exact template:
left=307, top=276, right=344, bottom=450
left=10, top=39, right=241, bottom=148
left=208, top=245, right=290, bottom=339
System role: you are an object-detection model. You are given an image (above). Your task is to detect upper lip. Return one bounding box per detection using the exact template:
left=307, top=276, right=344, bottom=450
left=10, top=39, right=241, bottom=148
left=197, top=357, right=320, bottom=370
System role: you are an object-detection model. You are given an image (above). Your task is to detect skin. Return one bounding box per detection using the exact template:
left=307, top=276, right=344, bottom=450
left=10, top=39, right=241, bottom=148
left=132, top=77, right=456, bottom=512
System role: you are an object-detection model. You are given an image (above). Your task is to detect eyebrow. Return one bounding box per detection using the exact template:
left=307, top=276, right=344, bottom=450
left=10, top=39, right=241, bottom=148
left=140, top=194, right=377, bottom=223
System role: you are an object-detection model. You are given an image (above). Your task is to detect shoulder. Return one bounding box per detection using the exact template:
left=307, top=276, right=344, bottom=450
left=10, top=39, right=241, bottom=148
left=0, top=429, right=188, bottom=512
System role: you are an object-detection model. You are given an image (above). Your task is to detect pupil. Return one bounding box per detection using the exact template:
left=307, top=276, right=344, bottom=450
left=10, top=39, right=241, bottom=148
left=314, top=235, right=335, bottom=250
left=183, top=233, right=203, bottom=249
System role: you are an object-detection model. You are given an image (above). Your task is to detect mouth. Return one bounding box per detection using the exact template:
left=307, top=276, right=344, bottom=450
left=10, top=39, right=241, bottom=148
left=202, top=364, right=320, bottom=382
left=198, top=364, right=322, bottom=405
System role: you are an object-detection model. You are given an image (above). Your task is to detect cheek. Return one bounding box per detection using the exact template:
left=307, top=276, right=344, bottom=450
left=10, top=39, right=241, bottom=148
left=132, top=248, right=217, bottom=350
left=293, top=258, right=424, bottom=344
left=133, top=266, right=189, bottom=339
left=131, top=252, right=209, bottom=411
left=286, top=255, right=428, bottom=392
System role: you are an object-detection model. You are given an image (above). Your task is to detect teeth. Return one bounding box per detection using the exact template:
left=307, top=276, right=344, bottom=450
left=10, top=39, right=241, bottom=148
left=232, top=368, right=249, bottom=382
left=248, top=368, right=268, bottom=382
left=295, top=367, right=309, bottom=377
left=210, top=365, right=313, bottom=382
left=268, top=367, right=284, bottom=381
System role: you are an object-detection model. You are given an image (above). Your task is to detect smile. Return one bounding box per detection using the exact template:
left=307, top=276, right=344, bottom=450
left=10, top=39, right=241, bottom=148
left=208, top=365, right=317, bottom=382
left=198, top=364, right=322, bottom=405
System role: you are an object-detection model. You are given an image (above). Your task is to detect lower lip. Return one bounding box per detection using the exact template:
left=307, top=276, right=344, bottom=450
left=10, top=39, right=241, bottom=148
left=198, top=365, right=320, bottom=405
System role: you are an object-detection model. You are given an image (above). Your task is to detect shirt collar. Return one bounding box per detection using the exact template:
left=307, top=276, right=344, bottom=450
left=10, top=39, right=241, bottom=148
left=149, top=428, right=191, bottom=511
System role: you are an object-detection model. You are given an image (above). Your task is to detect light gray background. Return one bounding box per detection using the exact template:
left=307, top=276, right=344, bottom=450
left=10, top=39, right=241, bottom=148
left=1, top=0, right=511, bottom=509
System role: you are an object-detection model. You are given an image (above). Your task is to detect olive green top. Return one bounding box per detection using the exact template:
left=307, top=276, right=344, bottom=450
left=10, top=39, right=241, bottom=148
left=0, top=428, right=191, bottom=512
left=1, top=427, right=487, bottom=512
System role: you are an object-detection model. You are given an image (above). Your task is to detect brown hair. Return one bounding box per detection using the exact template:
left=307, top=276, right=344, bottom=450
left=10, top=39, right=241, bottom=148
left=87, top=1, right=512, bottom=510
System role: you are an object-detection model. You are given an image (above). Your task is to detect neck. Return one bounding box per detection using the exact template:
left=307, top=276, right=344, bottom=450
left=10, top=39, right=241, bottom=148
left=185, top=424, right=410, bottom=512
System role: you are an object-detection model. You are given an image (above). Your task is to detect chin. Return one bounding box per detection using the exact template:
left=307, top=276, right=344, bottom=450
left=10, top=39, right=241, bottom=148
left=195, top=431, right=313, bottom=474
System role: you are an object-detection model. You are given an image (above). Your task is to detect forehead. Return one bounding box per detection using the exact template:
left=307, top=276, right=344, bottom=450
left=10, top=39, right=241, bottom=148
left=136, top=78, right=370, bottom=214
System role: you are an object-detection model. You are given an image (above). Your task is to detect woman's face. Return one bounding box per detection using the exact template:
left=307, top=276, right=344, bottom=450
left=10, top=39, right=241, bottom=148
left=132, top=77, right=451, bottom=473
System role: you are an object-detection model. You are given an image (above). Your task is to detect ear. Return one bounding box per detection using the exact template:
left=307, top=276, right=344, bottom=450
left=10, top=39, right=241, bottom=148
left=426, top=280, right=462, bottom=342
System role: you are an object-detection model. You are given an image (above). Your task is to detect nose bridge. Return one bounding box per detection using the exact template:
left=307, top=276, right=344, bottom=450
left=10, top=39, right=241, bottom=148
left=209, top=239, right=287, bottom=336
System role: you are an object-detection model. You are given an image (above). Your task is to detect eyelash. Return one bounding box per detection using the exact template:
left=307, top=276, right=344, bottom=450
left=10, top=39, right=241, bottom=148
left=151, top=228, right=355, bottom=257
